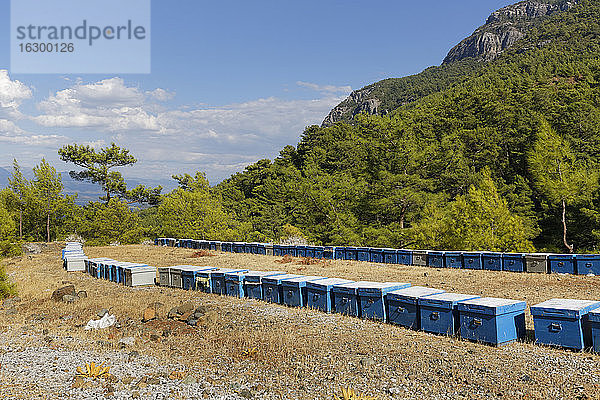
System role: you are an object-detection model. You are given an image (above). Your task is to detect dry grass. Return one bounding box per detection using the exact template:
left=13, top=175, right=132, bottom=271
left=2, top=244, right=600, bottom=399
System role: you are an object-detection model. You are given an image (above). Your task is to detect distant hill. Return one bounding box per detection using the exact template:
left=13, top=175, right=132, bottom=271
left=0, top=166, right=174, bottom=205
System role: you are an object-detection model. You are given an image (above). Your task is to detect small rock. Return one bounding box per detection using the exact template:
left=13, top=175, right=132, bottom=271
left=178, top=302, right=194, bottom=315
left=5, top=307, right=17, bottom=315
left=179, top=311, right=193, bottom=321
left=51, top=285, right=75, bottom=302
left=97, top=309, right=109, bottom=318
left=142, top=307, right=156, bottom=322
left=62, top=295, right=77, bottom=303
left=96, top=340, right=112, bottom=348
left=360, top=356, right=376, bottom=368
left=137, top=382, right=148, bottom=389
left=162, top=329, right=171, bottom=337
left=72, top=376, right=84, bottom=389
left=167, top=307, right=181, bottom=319
left=187, top=319, right=198, bottom=326
left=147, top=377, right=160, bottom=385
left=150, top=334, right=161, bottom=342
left=43, top=336, right=52, bottom=344
left=2, top=299, right=15, bottom=309
left=196, top=311, right=219, bottom=327
left=238, top=388, right=253, bottom=399
left=424, top=272, right=428, bottom=277
left=128, top=351, right=139, bottom=361
left=118, top=336, right=135, bottom=346
left=521, top=375, right=532, bottom=382
left=388, top=387, right=401, bottom=395
left=181, top=376, right=197, bottom=385
left=131, top=391, right=140, bottom=399
left=121, top=376, right=134, bottom=385
left=76, top=291, right=87, bottom=299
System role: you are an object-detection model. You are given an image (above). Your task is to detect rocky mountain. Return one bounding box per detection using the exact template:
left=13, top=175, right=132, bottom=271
left=322, top=0, right=581, bottom=127
left=443, top=0, right=580, bottom=64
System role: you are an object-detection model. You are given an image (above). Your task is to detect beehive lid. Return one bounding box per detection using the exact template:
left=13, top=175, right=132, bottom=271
left=387, top=286, right=446, bottom=304
left=457, top=297, right=526, bottom=315
left=281, top=276, right=326, bottom=286
left=262, top=274, right=304, bottom=284
left=588, top=307, right=600, bottom=322
left=244, top=270, right=285, bottom=278
left=65, top=255, right=87, bottom=261
left=356, top=282, right=411, bottom=295
left=181, top=266, right=216, bottom=273
left=547, top=254, right=575, bottom=260
left=212, top=268, right=248, bottom=277
left=502, top=253, right=525, bottom=257
left=575, top=254, right=600, bottom=260
left=530, top=299, right=600, bottom=318
left=128, top=266, right=156, bottom=274
left=306, top=278, right=354, bottom=290
left=418, top=293, right=481, bottom=309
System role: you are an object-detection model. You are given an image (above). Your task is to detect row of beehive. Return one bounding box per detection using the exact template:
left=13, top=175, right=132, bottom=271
left=153, top=264, right=600, bottom=351
left=155, top=238, right=600, bottom=276
left=83, top=257, right=157, bottom=287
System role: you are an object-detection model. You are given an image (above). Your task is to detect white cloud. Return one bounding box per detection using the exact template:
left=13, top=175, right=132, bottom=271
left=0, top=69, right=33, bottom=119
left=0, top=119, right=65, bottom=145
left=296, top=81, right=352, bottom=95
left=25, top=77, right=346, bottom=182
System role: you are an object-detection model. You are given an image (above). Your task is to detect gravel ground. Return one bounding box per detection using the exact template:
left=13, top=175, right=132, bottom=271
left=0, top=333, right=250, bottom=400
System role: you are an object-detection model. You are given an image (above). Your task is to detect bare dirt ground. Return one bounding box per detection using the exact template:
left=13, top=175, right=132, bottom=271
left=1, top=244, right=600, bottom=400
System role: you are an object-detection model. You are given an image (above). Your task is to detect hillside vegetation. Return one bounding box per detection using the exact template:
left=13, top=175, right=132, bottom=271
left=215, top=0, right=600, bottom=252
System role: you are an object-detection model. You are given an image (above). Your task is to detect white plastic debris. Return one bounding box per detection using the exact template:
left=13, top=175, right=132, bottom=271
left=84, top=313, right=117, bottom=330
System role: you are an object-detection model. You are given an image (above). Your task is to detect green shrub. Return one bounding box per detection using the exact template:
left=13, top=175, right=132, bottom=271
left=0, top=263, right=17, bottom=299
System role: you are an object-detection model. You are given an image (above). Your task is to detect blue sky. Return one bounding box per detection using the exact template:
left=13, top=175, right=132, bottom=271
left=0, top=0, right=515, bottom=188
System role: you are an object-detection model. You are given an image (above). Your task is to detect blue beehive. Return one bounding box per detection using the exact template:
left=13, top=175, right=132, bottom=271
left=427, top=251, right=445, bottom=268
left=306, top=246, right=316, bottom=258
left=575, top=254, right=600, bottom=275
left=332, top=281, right=370, bottom=317
left=370, top=248, right=384, bottom=263
left=232, top=242, right=244, bottom=253
left=281, top=276, right=326, bottom=307
left=357, top=247, right=370, bottom=262
left=262, top=274, right=304, bottom=304
left=313, top=246, right=325, bottom=259
left=256, top=243, right=266, bottom=255
left=386, top=286, right=446, bottom=329
left=548, top=254, right=576, bottom=274
left=588, top=307, right=600, bottom=353
left=211, top=268, right=249, bottom=295
left=502, top=253, right=525, bottom=272
left=412, top=250, right=428, bottom=267
left=463, top=252, right=483, bottom=270
left=195, top=269, right=220, bottom=293
left=243, top=243, right=252, bottom=254
left=482, top=252, right=502, bottom=271
left=457, top=297, right=527, bottom=346
left=419, top=293, right=481, bottom=336
left=323, top=247, right=334, bottom=260
left=224, top=271, right=248, bottom=297
left=306, top=278, right=354, bottom=313
left=181, top=266, right=217, bottom=290
left=444, top=252, right=462, bottom=269
left=295, top=245, right=306, bottom=257
left=382, top=248, right=397, bottom=264
left=358, top=282, right=411, bottom=321
left=250, top=243, right=259, bottom=254
left=530, top=299, right=600, bottom=350
left=397, top=249, right=413, bottom=266
left=334, top=247, right=346, bottom=260
left=242, top=271, right=285, bottom=300
left=273, top=245, right=283, bottom=257
left=345, top=247, right=358, bottom=261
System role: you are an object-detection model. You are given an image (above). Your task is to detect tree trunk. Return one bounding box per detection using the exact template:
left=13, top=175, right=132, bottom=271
left=19, top=209, right=22, bottom=238
left=562, top=199, right=573, bottom=253
left=47, top=213, right=50, bottom=243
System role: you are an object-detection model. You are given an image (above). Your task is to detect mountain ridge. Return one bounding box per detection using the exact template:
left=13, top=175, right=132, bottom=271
left=321, top=0, right=582, bottom=127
